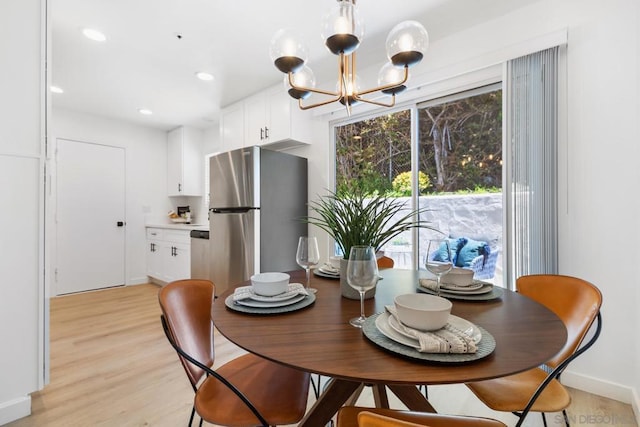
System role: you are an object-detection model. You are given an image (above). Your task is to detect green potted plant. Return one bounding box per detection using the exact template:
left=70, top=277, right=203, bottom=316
left=305, top=186, right=439, bottom=299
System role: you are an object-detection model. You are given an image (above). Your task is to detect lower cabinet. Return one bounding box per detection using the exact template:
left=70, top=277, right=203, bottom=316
left=146, top=227, right=191, bottom=283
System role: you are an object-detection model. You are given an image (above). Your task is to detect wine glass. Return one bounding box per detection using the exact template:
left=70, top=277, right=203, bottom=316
left=296, top=236, right=320, bottom=293
left=346, top=245, right=379, bottom=328
left=425, top=239, right=453, bottom=296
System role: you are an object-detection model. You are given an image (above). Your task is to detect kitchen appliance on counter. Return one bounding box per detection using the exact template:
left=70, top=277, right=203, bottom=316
left=209, top=146, right=307, bottom=296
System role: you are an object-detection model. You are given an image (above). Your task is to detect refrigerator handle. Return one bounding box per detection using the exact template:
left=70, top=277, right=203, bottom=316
left=209, top=207, right=258, bottom=214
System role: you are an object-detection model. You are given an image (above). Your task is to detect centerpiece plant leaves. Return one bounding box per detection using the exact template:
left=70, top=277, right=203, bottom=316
left=305, top=187, right=440, bottom=259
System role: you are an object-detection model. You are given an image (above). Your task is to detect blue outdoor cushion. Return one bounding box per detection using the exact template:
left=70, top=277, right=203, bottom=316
left=433, top=237, right=467, bottom=265
left=456, top=238, right=490, bottom=268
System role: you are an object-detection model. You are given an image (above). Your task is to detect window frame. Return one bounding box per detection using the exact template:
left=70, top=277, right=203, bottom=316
left=330, top=67, right=504, bottom=273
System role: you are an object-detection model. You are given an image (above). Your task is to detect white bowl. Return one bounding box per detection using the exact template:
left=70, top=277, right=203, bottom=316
left=394, top=294, right=452, bottom=331
left=250, top=272, right=290, bottom=296
left=441, top=267, right=474, bottom=287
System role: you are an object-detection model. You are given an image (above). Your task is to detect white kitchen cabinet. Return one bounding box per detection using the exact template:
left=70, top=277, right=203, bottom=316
left=245, top=85, right=313, bottom=149
left=220, top=84, right=313, bottom=152
left=145, top=228, right=164, bottom=280
left=219, top=101, right=245, bottom=152
left=167, top=126, right=202, bottom=196
left=146, top=227, right=191, bottom=283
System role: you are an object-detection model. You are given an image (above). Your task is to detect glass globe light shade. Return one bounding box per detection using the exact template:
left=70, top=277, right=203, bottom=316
left=321, top=0, right=364, bottom=55
left=285, top=65, right=316, bottom=100
left=385, top=20, right=429, bottom=67
left=377, top=62, right=407, bottom=95
left=270, top=28, right=308, bottom=73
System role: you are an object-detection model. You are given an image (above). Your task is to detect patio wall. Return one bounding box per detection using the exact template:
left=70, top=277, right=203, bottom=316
left=383, top=193, right=503, bottom=285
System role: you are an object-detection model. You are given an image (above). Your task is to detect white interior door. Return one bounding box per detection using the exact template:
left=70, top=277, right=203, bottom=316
left=56, top=139, right=126, bottom=294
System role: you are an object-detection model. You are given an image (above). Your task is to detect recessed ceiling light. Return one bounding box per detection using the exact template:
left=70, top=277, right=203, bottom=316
left=196, top=72, right=214, bottom=81
left=50, top=86, right=64, bottom=94
left=138, top=108, right=153, bottom=115
left=82, top=28, right=107, bottom=42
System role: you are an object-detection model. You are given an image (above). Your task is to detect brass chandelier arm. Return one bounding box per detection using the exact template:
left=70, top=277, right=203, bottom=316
left=288, top=72, right=339, bottom=97
left=298, top=96, right=346, bottom=110
left=290, top=53, right=347, bottom=110
left=353, top=94, right=397, bottom=108
left=357, top=65, right=409, bottom=97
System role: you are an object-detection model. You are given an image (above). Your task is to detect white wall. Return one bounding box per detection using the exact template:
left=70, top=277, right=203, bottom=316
left=0, top=0, right=45, bottom=424
left=51, top=108, right=171, bottom=286
left=295, top=0, right=640, bottom=410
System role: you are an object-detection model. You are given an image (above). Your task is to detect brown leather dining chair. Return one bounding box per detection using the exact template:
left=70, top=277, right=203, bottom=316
left=337, top=406, right=507, bottom=427
left=465, top=274, right=602, bottom=427
left=377, top=255, right=395, bottom=269
left=158, top=279, right=311, bottom=427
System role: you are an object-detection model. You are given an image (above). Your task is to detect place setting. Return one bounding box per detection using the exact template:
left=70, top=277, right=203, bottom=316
left=313, top=255, right=342, bottom=279
left=224, top=272, right=316, bottom=314
left=362, top=293, right=496, bottom=363
left=417, top=270, right=503, bottom=301
left=418, top=239, right=503, bottom=301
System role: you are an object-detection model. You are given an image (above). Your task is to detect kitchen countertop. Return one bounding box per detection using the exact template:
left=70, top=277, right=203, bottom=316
left=145, top=223, right=208, bottom=231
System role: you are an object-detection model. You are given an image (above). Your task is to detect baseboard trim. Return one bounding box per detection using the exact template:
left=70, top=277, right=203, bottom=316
left=0, top=396, right=31, bottom=426
left=563, top=370, right=638, bottom=406
left=632, top=387, right=640, bottom=426
left=127, top=276, right=150, bottom=286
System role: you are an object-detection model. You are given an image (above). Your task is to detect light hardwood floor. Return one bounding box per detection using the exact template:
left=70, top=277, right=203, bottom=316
left=7, top=284, right=637, bottom=427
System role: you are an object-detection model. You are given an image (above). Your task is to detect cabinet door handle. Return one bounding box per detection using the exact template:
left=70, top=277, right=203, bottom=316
left=260, top=127, right=264, bottom=140
left=178, top=183, right=182, bottom=193
left=264, top=126, right=269, bottom=139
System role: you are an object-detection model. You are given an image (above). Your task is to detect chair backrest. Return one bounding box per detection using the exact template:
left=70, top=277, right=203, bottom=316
left=516, top=274, right=602, bottom=368
left=358, top=412, right=424, bottom=427
left=347, top=409, right=506, bottom=427
left=377, top=256, right=395, bottom=269
left=158, top=279, right=215, bottom=387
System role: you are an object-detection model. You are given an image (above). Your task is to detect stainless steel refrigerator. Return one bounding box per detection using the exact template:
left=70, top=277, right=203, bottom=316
left=208, top=146, right=308, bottom=296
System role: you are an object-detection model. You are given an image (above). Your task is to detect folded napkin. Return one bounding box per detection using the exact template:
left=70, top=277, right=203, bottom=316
left=419, top=278, right=482, bottom=293
left=385, top=305, right=477, bottom=354
left=418, top=278, right=441, bottom=294
left=318, top=263, right=340, bottom=275
left=233, top=283, right=308, bottom=302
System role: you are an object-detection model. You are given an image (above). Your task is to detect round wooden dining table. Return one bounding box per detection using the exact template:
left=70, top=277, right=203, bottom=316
left=211, top=269, right=567, bottom=427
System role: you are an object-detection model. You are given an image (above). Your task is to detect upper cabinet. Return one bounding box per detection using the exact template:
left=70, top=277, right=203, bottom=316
left=220, top=84, right=313, bottom=152
left=167, top=126, right=203, bottom=196
left=219, top=100, right=245, bottom=152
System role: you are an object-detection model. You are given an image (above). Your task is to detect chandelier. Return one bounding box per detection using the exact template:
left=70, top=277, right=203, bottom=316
left=269, top=0, right=429, bottom=114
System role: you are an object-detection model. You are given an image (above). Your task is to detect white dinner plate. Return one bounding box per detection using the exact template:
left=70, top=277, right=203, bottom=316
left=313, top=269, right=340, bottom=279
left=248, top=292, right=304, bottom=302
left=233, top=284, right=306, bottom=302
left=387, top=313, right=482, bottom=344
left=235, top=294, right=306, bottom=308
left=375, top=312, right=420, bottom=349
left=439, top=284, right=493, bottom=295
left=318, top=265, right=340, bottom=275
left=440, top=282, right=484, bottom=291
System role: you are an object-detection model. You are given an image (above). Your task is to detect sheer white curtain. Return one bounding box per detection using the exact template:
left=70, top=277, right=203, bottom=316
left=504, top=47, right=559, bottom=289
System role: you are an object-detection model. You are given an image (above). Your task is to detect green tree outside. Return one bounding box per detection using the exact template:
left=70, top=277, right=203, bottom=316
left=335, top=89, right=502, bottom=195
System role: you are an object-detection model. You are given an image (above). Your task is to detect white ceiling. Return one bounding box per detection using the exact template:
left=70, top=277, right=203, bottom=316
left=51, top=0, right=537, bottom=131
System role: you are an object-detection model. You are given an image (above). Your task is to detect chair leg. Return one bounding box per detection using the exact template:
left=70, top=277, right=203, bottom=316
left=311, top=374, right=321, bottom=399
left=563, top=409, right=570, bottom=427
left=541, top=412, right=548, bottom=427
left=188, top=406, right=195, bottom=427
left=198, top=417, right=203, bottom=427
left=418, top=384, right=428, bottom=399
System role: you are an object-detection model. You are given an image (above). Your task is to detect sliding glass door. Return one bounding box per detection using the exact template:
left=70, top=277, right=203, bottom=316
left=417, top=85, right=503, bottom=285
